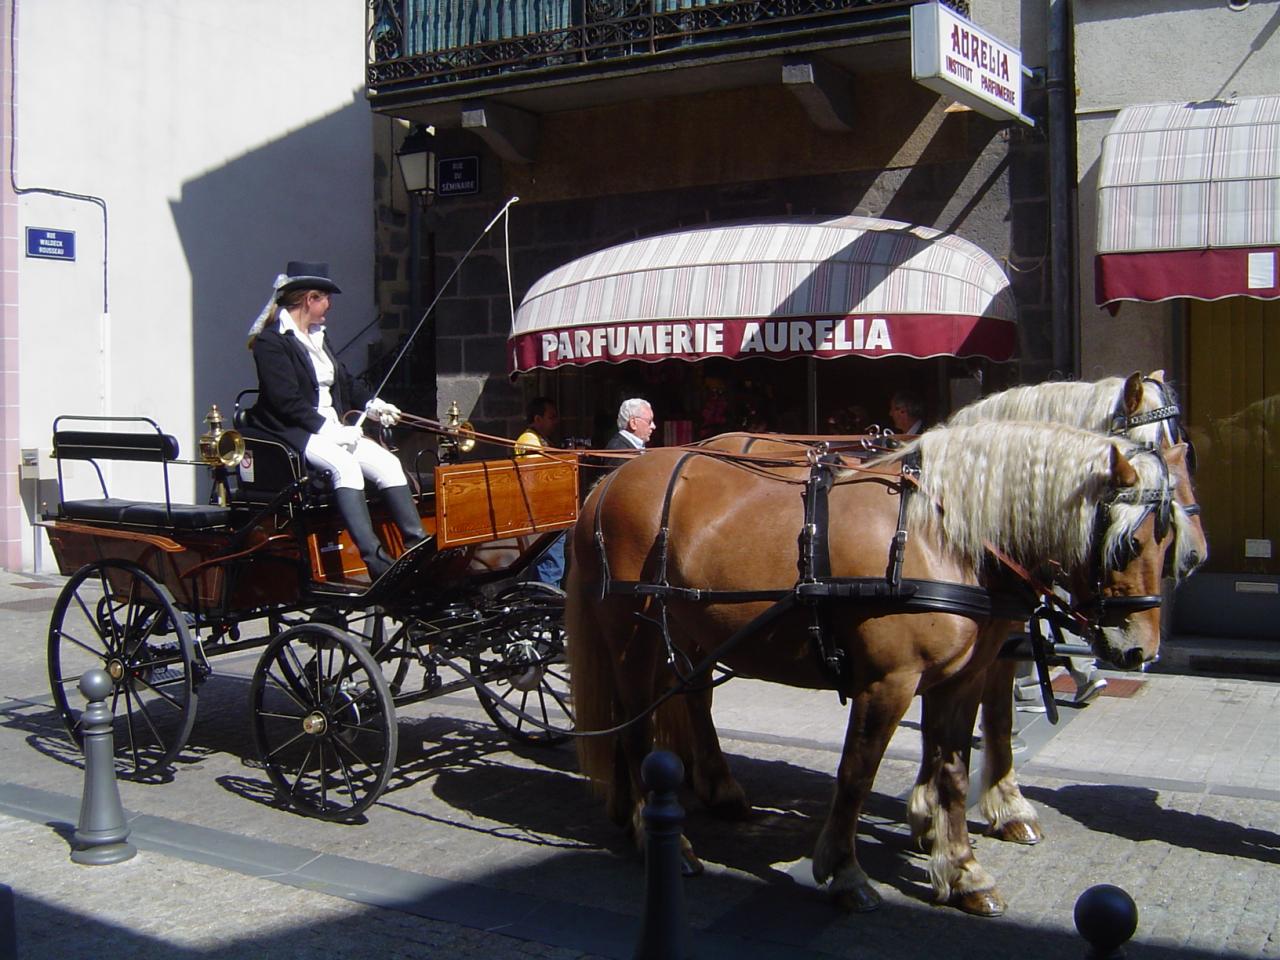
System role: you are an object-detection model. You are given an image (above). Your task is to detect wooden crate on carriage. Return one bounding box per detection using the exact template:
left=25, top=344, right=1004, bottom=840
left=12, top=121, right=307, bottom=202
left=434, top=454, right=578, bottom=549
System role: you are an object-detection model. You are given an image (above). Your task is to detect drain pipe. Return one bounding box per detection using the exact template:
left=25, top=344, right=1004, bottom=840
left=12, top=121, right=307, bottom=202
left=1047, top=0, right=1077, bottom=377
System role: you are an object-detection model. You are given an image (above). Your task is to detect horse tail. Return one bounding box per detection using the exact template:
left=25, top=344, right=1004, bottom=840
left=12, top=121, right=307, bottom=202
left=652, top=697, right=697, bottom=772
left=565, top=534, right=622, bottom=804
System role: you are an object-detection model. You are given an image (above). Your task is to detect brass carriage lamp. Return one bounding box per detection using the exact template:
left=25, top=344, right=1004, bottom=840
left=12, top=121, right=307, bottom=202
left=438, top=399, right=476, bottom=464
left=198, top=404, right=245, bottom=469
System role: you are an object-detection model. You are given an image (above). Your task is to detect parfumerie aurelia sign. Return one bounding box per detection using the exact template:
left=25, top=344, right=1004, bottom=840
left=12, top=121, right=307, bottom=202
left=911, top=2, right=1031, bottom=125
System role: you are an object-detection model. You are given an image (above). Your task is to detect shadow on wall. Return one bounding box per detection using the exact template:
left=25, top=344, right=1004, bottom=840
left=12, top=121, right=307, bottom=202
left=169, top=90, right=376, bottom=493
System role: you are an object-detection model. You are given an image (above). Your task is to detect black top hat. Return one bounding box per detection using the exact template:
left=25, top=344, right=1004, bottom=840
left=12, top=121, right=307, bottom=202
left=278, top=261, right=342, bottom=295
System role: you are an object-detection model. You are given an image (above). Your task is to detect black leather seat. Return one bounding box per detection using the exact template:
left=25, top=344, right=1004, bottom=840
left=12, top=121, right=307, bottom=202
left=59, top=498, right=231, bottom=529
left=50, top=424, right=232, bottom=530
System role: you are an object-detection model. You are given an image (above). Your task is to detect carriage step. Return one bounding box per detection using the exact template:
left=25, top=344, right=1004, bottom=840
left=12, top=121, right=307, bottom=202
left=144, top=666, right=186, bottom=686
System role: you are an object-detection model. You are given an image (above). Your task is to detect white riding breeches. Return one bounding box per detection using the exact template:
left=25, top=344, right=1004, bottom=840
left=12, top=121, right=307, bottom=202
left=304, top=433, right=407, bottom=491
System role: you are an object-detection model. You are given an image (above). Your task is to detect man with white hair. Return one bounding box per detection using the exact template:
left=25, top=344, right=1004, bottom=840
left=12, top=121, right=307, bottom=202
left=607, top=398, right=656, bottom=451
left=594, top=398, right=655, bottom=476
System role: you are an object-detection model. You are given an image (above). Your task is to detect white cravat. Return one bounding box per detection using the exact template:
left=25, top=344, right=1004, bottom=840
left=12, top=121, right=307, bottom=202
left=278, top=309, right=338, bottom=426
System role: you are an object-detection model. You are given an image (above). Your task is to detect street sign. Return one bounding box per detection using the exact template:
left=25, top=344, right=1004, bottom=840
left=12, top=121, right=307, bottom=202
left=911, top=2, right=1032, bottom=125
left=26, top=227, right=76, bottom=261
left=437, top=156, right=480, bottom=197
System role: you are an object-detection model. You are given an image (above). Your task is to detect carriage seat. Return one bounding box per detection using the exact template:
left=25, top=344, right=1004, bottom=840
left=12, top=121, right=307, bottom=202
left=59, top=497, right=231, bottom=529
left=230, top=424, right=333, bottom=506
left=50, top=425, right=231, bottom=530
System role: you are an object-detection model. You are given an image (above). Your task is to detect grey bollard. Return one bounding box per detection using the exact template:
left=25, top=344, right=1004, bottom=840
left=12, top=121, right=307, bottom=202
left=1074, top=884, right=1138, bottom=959
left=0, top=883, right=15, bottom=960
left=634, top=750, right=690, bottom=960
left=71, top=669, right=137, bottom=866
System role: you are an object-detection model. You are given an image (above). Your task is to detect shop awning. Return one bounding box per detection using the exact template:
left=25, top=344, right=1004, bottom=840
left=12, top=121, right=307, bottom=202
left=508, top=215, right=1017, bottom=373
left=1096, top=95, right=1280, bottom=308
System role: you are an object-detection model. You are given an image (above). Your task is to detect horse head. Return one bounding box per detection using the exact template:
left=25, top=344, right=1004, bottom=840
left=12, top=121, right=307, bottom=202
left=1116, top=371, right=1208, bottom=576
left=1071, top=441, right=1181, bottom=669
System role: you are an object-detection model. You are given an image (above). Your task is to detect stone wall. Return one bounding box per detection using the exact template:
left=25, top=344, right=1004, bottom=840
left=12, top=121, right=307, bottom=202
left=372, top=75, right=1053, bottom=442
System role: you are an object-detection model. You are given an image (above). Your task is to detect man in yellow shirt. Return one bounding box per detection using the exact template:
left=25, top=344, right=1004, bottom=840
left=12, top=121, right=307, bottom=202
left=516, top=397, right=566, bottom=587
left=515, top=396, right=559, bottom=456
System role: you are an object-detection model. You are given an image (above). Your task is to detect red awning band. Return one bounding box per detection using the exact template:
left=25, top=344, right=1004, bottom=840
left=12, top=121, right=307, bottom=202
left=509, top=314, right=1016, bottom=371
left=1096, top=246, right=1280, bottom=306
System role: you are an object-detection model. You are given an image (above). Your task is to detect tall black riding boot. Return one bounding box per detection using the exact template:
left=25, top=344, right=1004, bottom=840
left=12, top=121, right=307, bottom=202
left=382, top=484, right=427, bottom=548
left=334, top=487, right=393, bottom=579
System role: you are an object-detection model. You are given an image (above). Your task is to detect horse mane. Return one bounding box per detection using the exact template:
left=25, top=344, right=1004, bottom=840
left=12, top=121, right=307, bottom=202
left=1165, top=485, right=1202, bottom=582
left=878, top=422, right=1171, bottom=574
left=946, top=376, right=1180, bottom=447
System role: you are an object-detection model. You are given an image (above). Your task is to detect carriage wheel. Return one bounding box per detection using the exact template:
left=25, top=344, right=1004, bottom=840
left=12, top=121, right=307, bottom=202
left=473, top=582, right=574, bottom=746
left=47, top=559, right=197, bottom=780
left=250, top=623, right=398, bottom=821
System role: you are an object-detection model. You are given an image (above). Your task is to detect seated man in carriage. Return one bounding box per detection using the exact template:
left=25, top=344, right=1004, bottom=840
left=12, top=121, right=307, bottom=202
left=245, top=260, right=425, bottom=578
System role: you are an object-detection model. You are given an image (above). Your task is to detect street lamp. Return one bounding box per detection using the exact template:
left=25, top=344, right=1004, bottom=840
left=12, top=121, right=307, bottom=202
left=396, top=123, right=436, bottom=198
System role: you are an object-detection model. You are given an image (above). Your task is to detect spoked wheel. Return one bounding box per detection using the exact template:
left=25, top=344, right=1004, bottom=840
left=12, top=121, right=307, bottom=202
left=473, top=582, right=574, bottom=746
left=250, top=623, right=398, bottom=821
left=47, top=560, right=197, bottom=780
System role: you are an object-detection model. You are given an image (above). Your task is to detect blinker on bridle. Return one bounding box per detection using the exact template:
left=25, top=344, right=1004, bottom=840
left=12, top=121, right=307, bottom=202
left=1079, top=452, right=1175, bottom=619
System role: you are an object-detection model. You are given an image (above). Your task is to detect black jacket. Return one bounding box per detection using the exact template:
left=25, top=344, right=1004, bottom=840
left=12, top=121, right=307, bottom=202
left=605, top=431, right=640, bottom=451
left=249, top=323, right=370, bottom=456
left=593, top=431, right=642, bottom=475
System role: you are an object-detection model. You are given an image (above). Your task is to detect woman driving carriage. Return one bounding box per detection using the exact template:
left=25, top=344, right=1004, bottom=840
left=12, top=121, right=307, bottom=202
left=245, top=260, right=424, bottom=579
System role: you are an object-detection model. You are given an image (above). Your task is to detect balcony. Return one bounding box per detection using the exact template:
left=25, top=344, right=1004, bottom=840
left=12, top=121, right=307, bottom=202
left=367, top=0, right=970, bottom=107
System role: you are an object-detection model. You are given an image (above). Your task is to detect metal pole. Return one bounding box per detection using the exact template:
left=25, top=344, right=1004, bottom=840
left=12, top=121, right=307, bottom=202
left=71, top=669, right=136, bottom=865
left=0, top=883, right=14, bottom=960
left=1047, top=0, right=1077, bottom=378
left=633, top=750, right=690, bottom=960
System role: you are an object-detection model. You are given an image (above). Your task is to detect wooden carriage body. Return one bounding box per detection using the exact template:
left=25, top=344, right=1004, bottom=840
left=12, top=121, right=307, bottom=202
left=37, top=416, right=579, bottom=619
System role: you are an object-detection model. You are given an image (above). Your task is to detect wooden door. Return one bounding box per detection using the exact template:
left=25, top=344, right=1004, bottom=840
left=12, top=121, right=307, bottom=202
left=1187, top=298, right=1280, bottom=575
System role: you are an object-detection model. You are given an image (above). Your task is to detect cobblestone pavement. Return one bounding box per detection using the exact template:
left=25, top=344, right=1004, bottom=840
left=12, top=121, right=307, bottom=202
left=0, top=569, right=1276, bottom=959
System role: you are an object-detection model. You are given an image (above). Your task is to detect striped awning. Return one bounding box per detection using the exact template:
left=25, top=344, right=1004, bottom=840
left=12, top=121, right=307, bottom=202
left=1096, top=95, right=1280, bottom=307
left=508, top=215, right=1017, bottom=373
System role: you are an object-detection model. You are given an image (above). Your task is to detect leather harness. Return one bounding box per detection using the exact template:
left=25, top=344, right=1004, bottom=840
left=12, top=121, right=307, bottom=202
left=593, top=448, right=1038, bottom=703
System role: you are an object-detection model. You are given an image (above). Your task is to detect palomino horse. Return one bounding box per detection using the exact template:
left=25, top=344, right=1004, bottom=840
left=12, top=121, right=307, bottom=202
left=566, top=423, right=1181, bottom=914
left=933, top=371, right=1206, bottom=847
left=686, top=372, right=1205, bottom=851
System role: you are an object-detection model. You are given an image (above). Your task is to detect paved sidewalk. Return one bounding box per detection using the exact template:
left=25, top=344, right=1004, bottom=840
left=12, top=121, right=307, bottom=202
left=0, top=568, right=1276, bottom=959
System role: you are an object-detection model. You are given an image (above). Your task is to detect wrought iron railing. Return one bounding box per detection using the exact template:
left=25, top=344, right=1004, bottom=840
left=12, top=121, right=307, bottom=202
left=368, top=0, right=970, bottom=93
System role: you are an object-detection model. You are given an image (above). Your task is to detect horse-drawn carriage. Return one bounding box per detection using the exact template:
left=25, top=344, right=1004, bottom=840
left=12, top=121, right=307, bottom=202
left=35, top=371, right=1206, bottom=917
left=37, top=404, right=579, bottom=821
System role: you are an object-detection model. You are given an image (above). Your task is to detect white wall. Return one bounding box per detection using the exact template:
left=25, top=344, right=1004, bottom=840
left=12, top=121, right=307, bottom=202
left=1072, top=0, right=1280, bottom=376
left=8, top=0, right=376, bottom=570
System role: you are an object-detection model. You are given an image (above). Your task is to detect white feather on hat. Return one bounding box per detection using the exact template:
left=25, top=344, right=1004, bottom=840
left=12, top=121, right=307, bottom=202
left=245, top=261, right=341, bottom=348
left=246, top=274, right=290, bottom=347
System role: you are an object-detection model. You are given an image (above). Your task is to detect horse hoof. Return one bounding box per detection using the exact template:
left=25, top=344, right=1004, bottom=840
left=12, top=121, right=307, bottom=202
left=951, top=888, right=1006, bottom=917
left=833, top=884, right=882, bottom=913
left=991, top=820, right=1042, bottom=845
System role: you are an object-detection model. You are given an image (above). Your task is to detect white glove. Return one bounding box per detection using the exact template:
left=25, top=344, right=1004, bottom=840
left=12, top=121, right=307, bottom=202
left=365, top=397, right=402, bottom=428
left=319, top=421, right=364, bottom=450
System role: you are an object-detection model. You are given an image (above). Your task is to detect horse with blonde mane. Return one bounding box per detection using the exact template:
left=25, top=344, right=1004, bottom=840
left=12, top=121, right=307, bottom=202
left=679, top=372, right=1205, bottom=852
left=935, top=371, right=1204, bottom=846
left=566, top=422, right=1182, bottom=914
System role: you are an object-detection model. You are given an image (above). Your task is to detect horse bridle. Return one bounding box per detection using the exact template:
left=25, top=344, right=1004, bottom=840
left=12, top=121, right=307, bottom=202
left=1109, top=376, right=1200, bottom=479
left=1075, top=447, right=1176, bottom=620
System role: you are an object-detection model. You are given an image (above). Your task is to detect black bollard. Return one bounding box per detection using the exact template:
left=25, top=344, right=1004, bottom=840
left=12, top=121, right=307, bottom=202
left=0, top=883, right=15, bottom=960
left=1074, top=884, right=1138, bottom=959
left=71, top=669, right=137, bottom=866
left=634, top=750, right=690, bottom=960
